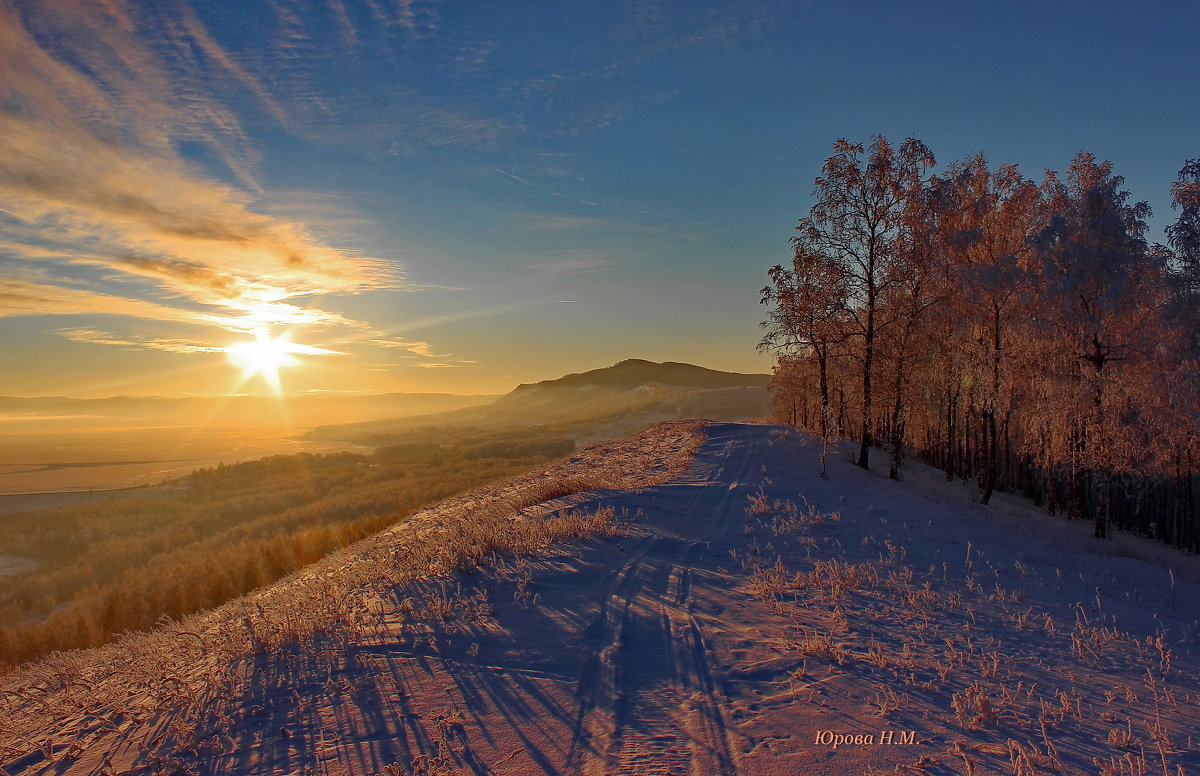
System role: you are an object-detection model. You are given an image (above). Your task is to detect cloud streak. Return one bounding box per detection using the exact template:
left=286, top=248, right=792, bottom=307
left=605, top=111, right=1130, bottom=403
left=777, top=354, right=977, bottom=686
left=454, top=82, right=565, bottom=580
left=0, top=113, right=394, bottom=314
left=366, top=338, right=447, bottom=358
left=56, top=328, right=228, bottom=354
left=0, top=0, right=399, bottom=351
left=1, top=277, right=224, bottom=327
left=363, top=336, right=476, bottom=368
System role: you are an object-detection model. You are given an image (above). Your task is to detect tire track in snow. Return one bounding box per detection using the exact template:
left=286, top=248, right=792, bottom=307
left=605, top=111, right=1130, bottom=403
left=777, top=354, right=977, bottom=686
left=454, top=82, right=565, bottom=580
left=568, top=426, right=756, bottom=776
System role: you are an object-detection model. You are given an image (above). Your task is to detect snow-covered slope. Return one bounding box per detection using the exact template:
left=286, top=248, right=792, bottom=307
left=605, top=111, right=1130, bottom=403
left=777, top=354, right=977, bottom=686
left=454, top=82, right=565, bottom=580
left=3, top=422, right=1198, bottom=775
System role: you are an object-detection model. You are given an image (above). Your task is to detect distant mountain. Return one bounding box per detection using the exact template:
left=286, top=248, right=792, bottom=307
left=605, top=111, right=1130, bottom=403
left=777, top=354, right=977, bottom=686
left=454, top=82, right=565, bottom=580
left=306, top=360, right=772, bottom=445
left=510, top=359, right=770, bottom=393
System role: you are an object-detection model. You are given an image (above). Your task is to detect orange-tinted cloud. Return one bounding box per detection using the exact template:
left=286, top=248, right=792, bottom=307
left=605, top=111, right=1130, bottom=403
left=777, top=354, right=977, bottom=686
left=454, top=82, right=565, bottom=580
left=365, top=338, right=446, bottom=358
left=56, top=328, right=228, bottom=354
left=361, top=337, right=478, bottom=368
left=0, top=277, right=224, bottom=327
left=0, top=113, right=393, bottom=303
left=0, top=0, right=397, bottom=345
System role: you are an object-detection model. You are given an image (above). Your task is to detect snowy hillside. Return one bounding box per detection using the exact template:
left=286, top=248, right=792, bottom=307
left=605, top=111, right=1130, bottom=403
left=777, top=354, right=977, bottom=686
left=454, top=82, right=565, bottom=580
left=2, top=422, right=1198, bottom=775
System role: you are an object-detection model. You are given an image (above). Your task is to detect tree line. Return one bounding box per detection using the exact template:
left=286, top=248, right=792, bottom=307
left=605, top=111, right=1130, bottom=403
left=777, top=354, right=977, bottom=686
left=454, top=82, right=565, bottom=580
left=760, top=136, right=1200, bottom=549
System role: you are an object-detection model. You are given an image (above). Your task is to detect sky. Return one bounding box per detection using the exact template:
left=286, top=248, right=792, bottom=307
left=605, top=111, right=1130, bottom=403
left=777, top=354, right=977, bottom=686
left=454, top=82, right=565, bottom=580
left=1, top=0, right=1198, bottom=398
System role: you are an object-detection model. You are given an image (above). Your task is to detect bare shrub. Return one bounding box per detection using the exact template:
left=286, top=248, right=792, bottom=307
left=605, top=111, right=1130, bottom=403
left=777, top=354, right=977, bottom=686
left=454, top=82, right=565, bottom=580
left=952, top=682, right=996, bottom=729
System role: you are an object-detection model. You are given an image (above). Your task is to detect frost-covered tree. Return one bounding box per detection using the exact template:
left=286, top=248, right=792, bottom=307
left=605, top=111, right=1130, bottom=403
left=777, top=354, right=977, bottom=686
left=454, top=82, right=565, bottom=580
left=1167, top=159, right=1200, bottom=290
left=765, top=355, right=807, bottom=428
left=1029, top=153, right=1163, bottom=538
left=760, top=235, right=850, bottom=433
left=762, top=141, right=1198, bottom=550
left=936, top=155, right=1044, bottom=502
left=874, top=170, right=961, bottom=480
left=1165, top=160, right=1200, bottom=353
left=796, top=135, right=935, bottom=469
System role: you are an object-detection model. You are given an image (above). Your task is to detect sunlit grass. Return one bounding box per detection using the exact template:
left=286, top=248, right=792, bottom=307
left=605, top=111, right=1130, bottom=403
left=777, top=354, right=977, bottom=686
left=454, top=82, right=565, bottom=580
left=0, top=432, right=576, bottom=669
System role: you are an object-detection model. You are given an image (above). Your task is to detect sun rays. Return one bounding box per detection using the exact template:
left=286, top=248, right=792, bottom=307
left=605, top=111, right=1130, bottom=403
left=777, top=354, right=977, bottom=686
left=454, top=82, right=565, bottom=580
left=224, top=329, right=342, bottom=394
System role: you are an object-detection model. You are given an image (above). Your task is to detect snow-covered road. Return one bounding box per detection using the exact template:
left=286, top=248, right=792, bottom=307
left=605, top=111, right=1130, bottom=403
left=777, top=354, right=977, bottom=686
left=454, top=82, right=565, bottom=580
left=4, top=422, right=1199, bottom=775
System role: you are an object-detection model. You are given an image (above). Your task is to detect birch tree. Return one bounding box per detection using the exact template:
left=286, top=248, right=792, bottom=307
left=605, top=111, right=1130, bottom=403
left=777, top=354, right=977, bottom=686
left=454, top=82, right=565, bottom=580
left=1030, top=152, right=1160, bottom=538
left=799, top=135, right=935, bottom=469
left=941, top=155, right=1044, bottom=502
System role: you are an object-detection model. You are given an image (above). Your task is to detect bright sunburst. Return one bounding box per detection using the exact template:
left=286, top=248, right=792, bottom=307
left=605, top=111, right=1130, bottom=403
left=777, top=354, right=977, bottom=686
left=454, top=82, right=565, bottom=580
left=224, top=329, right=306, bottom=393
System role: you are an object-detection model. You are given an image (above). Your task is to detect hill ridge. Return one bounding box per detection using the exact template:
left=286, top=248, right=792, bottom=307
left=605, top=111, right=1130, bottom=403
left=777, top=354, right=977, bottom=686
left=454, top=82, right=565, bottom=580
left=509, top=358, right=770, bottom=393
left=306, top=359, right=772, bottom=443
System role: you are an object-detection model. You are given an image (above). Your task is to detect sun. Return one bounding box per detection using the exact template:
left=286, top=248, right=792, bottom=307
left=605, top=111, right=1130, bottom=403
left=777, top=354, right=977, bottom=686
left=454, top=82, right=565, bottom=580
left=225, top=329, right=301, bottom=393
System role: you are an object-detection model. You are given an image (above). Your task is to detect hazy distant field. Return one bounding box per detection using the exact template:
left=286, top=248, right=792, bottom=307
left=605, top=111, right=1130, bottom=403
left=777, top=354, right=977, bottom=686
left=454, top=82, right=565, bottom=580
left=0, top=427, right=368, bottom=495
left=0, top=363, right=771, bottom=667
left=0, top=391, right=495, bottom=495
left=0, top=428, right=576, bottom=668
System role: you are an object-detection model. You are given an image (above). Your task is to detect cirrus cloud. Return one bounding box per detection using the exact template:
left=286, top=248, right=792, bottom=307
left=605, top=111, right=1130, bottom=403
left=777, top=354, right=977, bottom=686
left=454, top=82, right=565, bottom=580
left=56, top=328, right=228, bottom=354
left=0, top=0, right=400, bottom=350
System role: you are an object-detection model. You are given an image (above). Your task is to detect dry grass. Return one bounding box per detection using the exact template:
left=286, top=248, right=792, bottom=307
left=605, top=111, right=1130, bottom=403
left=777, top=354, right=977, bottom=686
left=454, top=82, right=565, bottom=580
left=0, top=447, right=559, bottom=669
left=738, top=475, right=1199, bottom=776
left=0, top=419, right=706, bottom=772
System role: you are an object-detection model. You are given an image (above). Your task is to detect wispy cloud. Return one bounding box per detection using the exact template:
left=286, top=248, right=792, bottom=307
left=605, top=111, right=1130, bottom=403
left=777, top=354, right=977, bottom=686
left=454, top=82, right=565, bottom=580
left=56, top=328, right=228, bottom=354
left=513, top=214, right=609, bottom=232
left=366, top=338, right=446, bottom=358
left=311, top=106, right=514, bottom=157
left=0, top=0, right=268, bottom=185
left=0, top=0, right=400, bottom=349
left=522, top=256, right=619, bottom=276
left=363, top=336, right=476, bottom=368
left=510, top=209, right=710, bottom=244
left=258, top=190, right=378, bottom=239
left=1, top=277, right=223, bottom=327
left=0, top=113, right=392, bottom=297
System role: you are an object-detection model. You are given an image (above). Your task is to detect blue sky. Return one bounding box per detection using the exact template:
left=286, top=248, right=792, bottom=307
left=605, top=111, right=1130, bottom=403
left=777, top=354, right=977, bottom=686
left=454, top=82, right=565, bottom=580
left=1, top=0, right=1196, bottom=397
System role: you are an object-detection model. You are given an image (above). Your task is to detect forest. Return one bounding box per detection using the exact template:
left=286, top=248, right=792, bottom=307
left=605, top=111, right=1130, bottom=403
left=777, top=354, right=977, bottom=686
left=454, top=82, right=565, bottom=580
left=760, top=137, right=1200, bottom=551
left=0, top=429, right=575, bottom=670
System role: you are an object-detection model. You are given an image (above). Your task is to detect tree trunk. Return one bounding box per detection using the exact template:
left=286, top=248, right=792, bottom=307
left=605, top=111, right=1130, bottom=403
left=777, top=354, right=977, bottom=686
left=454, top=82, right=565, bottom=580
left=1187, top=450, right=1196, bottom=551
left=818, top=349, right=831, bottom=441
left=979, top=409, right=996, bottom=505
left=857, top=266, right=878, bottom=470
left=1002, top=411, right=1012, bottom=490
left=964, top=407, right=972, bottom=482
left=945, top=386, right=956, bottom=480
left=1094, top=469, right=1110, bottom=539
left=889, top=352, right=907, bottom=480
left=857, top=317, right=874, bottom=469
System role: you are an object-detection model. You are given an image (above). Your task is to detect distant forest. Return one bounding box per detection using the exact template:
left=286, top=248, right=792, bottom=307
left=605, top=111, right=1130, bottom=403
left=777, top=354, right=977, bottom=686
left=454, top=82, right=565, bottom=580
left=0, top=432, right=573, bottom=670
left=760, top=136, right=1200, bottom=550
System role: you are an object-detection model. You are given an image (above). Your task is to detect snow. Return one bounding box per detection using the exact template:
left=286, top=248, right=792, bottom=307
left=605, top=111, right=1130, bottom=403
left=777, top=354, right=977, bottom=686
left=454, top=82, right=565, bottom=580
left=2, top=421, right=1198, bottom=775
